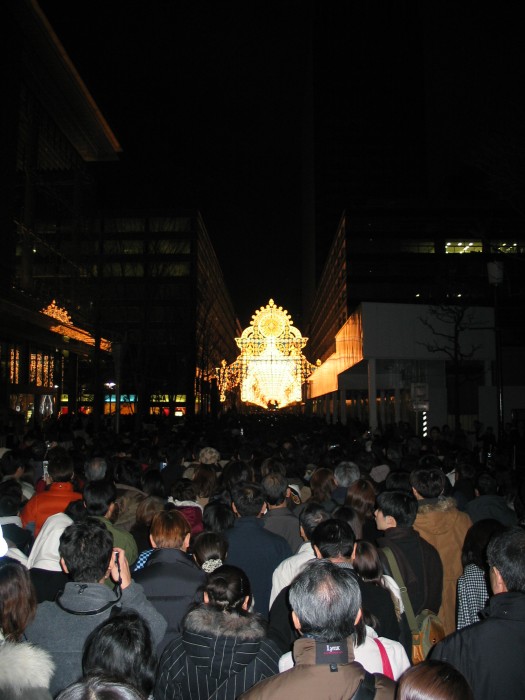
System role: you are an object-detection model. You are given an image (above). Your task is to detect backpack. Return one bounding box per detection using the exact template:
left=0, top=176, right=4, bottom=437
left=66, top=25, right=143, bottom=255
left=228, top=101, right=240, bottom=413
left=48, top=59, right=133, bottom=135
left=382, top=546, right=445, bottom=663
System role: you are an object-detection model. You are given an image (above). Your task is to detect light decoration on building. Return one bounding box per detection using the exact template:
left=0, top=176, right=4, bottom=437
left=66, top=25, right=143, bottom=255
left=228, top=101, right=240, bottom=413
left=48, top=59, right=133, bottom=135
left=41, top=300, right=112, bottom=352
left=216, top=299, right=317, bottom=410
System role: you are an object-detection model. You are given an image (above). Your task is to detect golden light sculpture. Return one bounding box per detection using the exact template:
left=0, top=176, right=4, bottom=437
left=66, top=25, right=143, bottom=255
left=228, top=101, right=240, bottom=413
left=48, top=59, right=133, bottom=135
left=41, top=300, right=112, bottom=352
left=216, top=299, right=317, bottom=410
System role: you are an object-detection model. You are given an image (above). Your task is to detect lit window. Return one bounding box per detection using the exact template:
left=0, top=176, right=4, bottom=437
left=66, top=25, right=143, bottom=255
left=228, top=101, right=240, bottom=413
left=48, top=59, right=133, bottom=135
left=445, top=241, right=482, bottom=254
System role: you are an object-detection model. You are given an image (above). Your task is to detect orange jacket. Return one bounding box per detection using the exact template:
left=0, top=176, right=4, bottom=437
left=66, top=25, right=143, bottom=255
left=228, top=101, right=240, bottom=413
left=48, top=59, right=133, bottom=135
left=21, top=482, right=82, bottom=536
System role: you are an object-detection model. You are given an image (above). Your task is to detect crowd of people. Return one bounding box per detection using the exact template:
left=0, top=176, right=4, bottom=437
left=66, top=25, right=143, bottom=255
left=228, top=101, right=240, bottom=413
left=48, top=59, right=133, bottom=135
left=0, top=412, right=524, bottom=699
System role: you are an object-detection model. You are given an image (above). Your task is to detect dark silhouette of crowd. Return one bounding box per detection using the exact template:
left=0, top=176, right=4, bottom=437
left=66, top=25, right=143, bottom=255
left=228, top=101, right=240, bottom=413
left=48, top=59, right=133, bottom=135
left=1, top=411, right=525, bottom=699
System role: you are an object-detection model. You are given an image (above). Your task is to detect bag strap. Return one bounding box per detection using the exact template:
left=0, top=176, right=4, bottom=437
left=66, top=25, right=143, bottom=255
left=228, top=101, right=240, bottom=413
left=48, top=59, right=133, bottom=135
left=373, top=638, right=394, bottom=680
left=381, top=547, right=418, bottom=631
left=351, top=670, right=376, bottom=700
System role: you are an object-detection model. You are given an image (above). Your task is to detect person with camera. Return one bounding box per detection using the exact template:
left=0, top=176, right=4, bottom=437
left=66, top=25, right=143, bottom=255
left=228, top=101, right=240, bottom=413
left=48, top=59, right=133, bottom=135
left=24, top=517, right=167, bottom=696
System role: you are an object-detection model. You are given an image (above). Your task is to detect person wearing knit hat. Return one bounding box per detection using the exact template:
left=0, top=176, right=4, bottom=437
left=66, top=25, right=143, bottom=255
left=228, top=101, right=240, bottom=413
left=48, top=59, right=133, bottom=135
left=198, top=446, right=220, bottom=466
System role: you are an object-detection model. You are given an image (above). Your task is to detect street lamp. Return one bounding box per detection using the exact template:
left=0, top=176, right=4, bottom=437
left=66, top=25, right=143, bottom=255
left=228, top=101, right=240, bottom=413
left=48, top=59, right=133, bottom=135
left=104, top=381, right=116, bottom=427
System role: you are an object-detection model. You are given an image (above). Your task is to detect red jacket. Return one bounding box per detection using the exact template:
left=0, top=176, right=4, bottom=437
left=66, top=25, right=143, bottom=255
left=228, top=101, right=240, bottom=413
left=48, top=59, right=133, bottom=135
left=21, top=482, right=82, bottom=536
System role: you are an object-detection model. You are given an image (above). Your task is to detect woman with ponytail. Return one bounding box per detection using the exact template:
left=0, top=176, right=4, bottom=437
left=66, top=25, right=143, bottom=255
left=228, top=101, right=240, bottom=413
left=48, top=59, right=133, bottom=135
left=154, top=565, right=280, bottom=699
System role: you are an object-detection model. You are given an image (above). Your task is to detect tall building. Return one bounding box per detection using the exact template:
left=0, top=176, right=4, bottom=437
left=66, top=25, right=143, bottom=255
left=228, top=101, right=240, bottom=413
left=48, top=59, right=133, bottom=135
left=1, top=0, right=120, bottom=432
left=306, top=200, right=525, bottom=434
left=1, top=1, right=241, bottom=436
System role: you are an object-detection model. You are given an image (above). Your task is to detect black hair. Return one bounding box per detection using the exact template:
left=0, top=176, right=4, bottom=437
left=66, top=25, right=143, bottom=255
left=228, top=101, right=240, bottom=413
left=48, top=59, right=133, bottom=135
left=332, top=505, right=363, bottom=540
left=83, top=609, right=156, bottom=696
left=0, top=480, right=23, bottom=516
left=221, top=462, right=255, bottom=493
left=231, top=482, right=265, bottom=517
left=83, top=480, right=117, bottom=517
left=59, top=518, right=113, bottom=582
left=410, top=468, right=446, bottom=498
left=476, top=472, right=498, bottom=496
left=384, top=471, right=412, bottom=493
left=487, top=526, right=525, bottom=593
left=461, top=519, right=506, bottom=570
left=376, top=490, right=418, bottom=527
left=48, top=446, right=74, bottom=482
left=202, top=501, right=235, bottom=533
left=0, top=451, right=24, bottom=477
left=55, top=676, right=146, bottom=700
left=141, top=469, right=166, bottom=498
left=203, top=564, right=252, bottom=612
left=310, top=518, right=356, bottom=559
left=170, top=478, right=198, bottom=502
left=114, top=459, right=143, bottom=490
left=192, top=531, right=228, bottom=569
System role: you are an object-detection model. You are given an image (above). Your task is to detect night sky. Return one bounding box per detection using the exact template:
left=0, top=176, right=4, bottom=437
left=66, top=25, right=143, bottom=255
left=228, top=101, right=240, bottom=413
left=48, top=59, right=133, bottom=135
left=37, top=2, right=525, bottom=328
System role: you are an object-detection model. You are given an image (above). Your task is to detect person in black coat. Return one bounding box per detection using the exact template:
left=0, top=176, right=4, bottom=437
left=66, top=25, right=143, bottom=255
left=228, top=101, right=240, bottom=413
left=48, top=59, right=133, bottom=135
left=431, top=527, right=525, bottom=700
left=223, top=482, right=291, bottom=618
left=375, top=490, right=443, bottom=616
left=133, top=509, right=205, bottom=651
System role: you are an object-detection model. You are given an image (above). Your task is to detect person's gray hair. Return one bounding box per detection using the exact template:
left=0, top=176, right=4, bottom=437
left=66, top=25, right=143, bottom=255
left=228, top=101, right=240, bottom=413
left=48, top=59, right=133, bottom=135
left=334, top=462, right=360, bottom=488
left=84, top=456, right=108, bottom=482
left=289, top=559, right=361, bottom=640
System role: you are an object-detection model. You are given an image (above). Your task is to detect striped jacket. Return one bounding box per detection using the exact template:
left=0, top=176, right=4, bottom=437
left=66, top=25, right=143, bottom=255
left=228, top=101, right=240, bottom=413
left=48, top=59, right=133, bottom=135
left=154, top=605, right=280, bottom=700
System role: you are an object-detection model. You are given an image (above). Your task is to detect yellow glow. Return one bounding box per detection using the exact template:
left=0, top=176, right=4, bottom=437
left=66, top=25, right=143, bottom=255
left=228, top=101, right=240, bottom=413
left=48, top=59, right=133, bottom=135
left=41, top=301, right=111, bottom=352
left=216, top=299, right=316, bottom=409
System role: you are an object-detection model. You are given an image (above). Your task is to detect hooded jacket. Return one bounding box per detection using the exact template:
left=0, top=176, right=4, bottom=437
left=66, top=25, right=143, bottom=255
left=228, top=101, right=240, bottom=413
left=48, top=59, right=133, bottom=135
left=154, top=605, right=281, bottom=700
left=414, top=497, right=471, bottom=635
left=25, top=580, right=167, bottom=696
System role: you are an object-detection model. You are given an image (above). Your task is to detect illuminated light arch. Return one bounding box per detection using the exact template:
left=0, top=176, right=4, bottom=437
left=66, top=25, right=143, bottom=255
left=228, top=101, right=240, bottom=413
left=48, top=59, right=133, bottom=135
left=217, top=299, right=318, bottom=409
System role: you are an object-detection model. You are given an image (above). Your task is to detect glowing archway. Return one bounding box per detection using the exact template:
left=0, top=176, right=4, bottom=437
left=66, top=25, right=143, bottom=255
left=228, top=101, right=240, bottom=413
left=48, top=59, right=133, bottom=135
left=217, top=299, right=317, bottom=409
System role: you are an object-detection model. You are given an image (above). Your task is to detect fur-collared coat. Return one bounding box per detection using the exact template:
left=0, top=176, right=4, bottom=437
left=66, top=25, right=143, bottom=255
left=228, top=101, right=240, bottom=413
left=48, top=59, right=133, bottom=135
left=154, top=605, right=281, bottom=700
left=414, top=497, right=472, bottom=635
left=0, top=637, right=54, bottom=699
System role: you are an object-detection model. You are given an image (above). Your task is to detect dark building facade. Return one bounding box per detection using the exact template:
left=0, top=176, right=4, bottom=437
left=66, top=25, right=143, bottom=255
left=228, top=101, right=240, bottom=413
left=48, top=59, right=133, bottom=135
left=1, top=0, right=120, bottom=436
left=306, top=200, right=525, bottom=434
left=2, top=1, right=240, bottom=439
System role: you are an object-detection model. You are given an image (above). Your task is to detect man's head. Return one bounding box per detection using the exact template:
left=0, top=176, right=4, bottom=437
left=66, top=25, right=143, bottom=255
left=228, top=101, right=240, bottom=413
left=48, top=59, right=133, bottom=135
left=289, top=559, right=361, bottom=640
left=83, top=480, right=117, bottom=518
left=0, top=480, right=23, bottom=516
left=375, top=490, right=418, bottom=529
left=47, top=446, right=74, bottom=483
left=59, top=518, right=113, bottom=582
left=0, top=451, right=24, bottom=479
left=310, top=519, right=356, bottom=560
left=410, top=467, right=446, bottom=499
left=150, top=510, right=191, bottom=550
left=334, top=462, right=360, bottom=488
left=230, top=482, right=265, bottom=517
left=487, top=527, right=525, bottom=594
left=476, top=472, right=498, bottom=496
left=84, top=456, right=108, bottom=482
left=261, top=472, right=288, bottom=507
left=299, top=503, right=330, bottom=541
